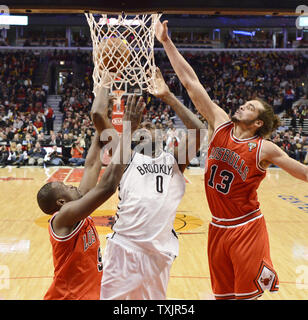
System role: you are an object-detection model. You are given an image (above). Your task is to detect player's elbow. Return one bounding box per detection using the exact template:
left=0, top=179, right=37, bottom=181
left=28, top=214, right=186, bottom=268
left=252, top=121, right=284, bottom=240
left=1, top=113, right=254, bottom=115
left=102, top=175, right=118, bottom=196
left=182, top=77, right=199, bottom=92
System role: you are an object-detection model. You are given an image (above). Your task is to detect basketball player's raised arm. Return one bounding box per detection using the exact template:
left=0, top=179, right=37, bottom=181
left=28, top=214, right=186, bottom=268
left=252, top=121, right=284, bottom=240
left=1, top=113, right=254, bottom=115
left=151, top=67, right=206, bottom=172
left=55, top=95, right=145, bottom=228
left=261, top=140, right=308, bottom=182
left=78, top=84, right=117, bottom=196
left=77, top=131, right=104, bottom=196
left=152, top=68, right=205, bottom=131
left=155, top=20, right=229, bottom=130
left=90, top=78, right=115, bottom=133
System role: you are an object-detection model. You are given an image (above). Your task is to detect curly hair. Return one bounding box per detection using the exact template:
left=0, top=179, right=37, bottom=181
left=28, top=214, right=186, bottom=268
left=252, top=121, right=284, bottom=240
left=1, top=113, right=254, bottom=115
left=255, top=98, right=281, bottom=139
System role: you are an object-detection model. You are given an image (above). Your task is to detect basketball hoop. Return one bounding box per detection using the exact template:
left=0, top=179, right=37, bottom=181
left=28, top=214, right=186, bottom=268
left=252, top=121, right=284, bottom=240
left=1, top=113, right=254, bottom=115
left=85, top=13, right=162, bottom=96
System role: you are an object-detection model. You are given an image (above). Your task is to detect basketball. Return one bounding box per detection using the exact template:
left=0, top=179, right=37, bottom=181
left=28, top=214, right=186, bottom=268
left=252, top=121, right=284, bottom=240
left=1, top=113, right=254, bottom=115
left=97, top=37, right=131, bottom=73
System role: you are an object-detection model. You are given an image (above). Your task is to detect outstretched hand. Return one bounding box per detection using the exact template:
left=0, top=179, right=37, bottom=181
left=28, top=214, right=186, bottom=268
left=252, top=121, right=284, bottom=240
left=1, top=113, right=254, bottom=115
left=155, top=20, right=169, bottom=43
left=149, top=67, right=171, bottom=99
left=123, top=95, right=146, bottom=132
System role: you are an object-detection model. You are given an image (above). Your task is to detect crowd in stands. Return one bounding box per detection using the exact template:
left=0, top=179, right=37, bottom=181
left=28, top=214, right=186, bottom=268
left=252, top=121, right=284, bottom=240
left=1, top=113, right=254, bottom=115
left=158, top=50, right=308, bottom=117
left=271, top=129, right=308, bottom=164
left=0, top=49, right=308, bottom=168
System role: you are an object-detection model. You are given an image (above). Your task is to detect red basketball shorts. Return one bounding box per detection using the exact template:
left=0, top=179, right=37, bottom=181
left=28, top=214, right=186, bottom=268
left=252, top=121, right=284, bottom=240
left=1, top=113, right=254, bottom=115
left=208, top=215, right=279, bottom=300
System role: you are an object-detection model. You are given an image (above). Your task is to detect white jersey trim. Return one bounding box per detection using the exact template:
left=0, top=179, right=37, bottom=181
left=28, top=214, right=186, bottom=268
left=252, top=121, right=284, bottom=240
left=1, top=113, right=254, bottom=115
left=211, top=208, right=260, bottom=222
left=256, top=139, right=266, bottom=173
left=230, top=128, right=258, bottom=143
left=49, top=213, right=85, bottom=242
left=214, top=289, right=259, bottom=297
left=210, top=213, right=263, bottom=228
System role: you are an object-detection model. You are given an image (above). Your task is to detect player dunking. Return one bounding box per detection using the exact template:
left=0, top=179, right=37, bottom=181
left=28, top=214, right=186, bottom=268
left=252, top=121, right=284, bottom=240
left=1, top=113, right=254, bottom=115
left=37, top=88, right=145, bottom=300
left=155, top=20, right=308, bottom=300
left=100, top=69, right=206, bottom=300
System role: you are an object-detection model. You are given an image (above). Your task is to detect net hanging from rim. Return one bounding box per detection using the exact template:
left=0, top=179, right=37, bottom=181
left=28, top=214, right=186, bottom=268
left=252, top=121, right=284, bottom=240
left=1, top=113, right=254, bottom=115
left=85, top=13, right=162, bottom=96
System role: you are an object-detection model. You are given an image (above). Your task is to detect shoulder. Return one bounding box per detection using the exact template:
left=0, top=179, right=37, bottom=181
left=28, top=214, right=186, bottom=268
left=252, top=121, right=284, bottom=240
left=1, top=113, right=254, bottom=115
left=260, top=139, right=284, bottom=162
left=50, top=212, right=86, bottom=240
left=261, top=139, right=281, bottom=152
left=51, top=207, right=83, bottom=237
left=208, top=120, right=233, bottom=142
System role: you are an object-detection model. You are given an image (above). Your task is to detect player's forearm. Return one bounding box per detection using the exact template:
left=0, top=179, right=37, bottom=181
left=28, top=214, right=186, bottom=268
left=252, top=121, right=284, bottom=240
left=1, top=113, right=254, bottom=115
left=91, top=87, right=113, bottom=133
left=84, top=132, right=101, bottom=167
left=97, top=129, right=131, bottom=193
left=265, top=142, right=308, bottom=183
left=286, top=163, right=308, bottom=182
left=79, top=132, right=103, bottom=195
left=289, top=161, right=308, bottom=182
left=161, top=92, right=206, bottom=130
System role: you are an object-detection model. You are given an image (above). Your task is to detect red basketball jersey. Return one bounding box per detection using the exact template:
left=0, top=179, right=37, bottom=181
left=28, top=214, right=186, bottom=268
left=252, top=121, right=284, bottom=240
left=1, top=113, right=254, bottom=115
left=44, top=214, right=103, bottom=300
left=204, top=121, right=266, bottom=222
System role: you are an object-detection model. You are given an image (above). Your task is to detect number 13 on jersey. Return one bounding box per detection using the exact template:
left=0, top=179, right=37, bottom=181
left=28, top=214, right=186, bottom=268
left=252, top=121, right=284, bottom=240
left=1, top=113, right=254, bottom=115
left=208, top=164, right=234, bottom=194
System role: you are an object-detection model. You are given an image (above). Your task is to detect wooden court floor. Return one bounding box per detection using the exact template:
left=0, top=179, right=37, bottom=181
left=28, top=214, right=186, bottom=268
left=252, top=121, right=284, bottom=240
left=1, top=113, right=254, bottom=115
left=0, top=165, right=307, bottom=300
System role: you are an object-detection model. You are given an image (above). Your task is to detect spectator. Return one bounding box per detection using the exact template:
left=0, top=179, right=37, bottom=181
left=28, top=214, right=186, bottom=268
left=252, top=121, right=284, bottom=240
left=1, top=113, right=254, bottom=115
left=37, top=132, right=47, bottom=146
left=13, top=143, right=28, bottom=167
left=25, top=122, right=38, bottom=139
left=5, top=141, right=19, bottom=165
left=47, top=133, right=61, bottom=147
left=61, top=133, right=72, bottom=164
left=44, top=105, right=54, bottom=135
left=33, top=115, right=45, bottom=132
left=22, top=133, right=35, bottom=147
left=83, top=128, right=94, bottom=156
left=28, top=141, right=46, bottom=166
left=42, top=82, right=49, bottom=94
left=0, top=145, right=9, bottom=167
left=68, top=140, right=85, bottom=166
left=44, top=145, right=64, bottom=166
left=0, top=130, right=8, bottom=146
left=12, top=133, right=22, bottom=145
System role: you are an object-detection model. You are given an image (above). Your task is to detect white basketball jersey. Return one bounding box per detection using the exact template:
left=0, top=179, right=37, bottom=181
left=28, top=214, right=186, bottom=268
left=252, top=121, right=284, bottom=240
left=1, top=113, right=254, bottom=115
left=110, top=151, right=186, bottom=257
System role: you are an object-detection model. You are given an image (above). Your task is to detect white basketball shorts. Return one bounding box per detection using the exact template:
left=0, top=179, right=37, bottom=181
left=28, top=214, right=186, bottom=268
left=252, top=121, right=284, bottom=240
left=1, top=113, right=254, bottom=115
left=100, top=237, right=175, bottom=300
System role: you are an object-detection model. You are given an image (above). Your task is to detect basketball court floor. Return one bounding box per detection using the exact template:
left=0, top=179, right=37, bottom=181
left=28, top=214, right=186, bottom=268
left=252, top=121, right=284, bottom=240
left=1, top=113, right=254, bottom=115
left=0, top=165, right=307, bottom=300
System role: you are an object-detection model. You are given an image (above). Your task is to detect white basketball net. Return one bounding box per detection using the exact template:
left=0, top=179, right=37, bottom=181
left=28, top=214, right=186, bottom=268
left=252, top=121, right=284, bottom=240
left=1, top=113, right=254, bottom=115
left=85, top=13, right=162, bottom=96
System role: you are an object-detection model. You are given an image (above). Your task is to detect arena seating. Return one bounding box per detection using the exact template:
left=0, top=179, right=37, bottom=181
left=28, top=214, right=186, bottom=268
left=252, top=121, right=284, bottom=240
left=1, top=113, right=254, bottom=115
left=0, top=47, right=307, bottom=167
